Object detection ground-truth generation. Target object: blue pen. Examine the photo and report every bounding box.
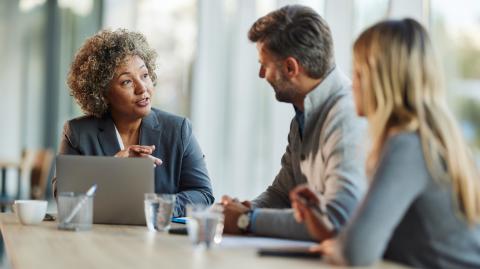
[171,217,188,224]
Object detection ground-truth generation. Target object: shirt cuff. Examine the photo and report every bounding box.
[249,209,259,233]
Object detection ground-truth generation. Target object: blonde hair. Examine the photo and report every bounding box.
[354,18,480,224]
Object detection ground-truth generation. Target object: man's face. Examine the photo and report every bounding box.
[256,42,298,104]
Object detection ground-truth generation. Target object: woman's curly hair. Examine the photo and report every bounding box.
[67,29,157,118]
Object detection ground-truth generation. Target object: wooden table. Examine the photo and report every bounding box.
[0,214,409,269]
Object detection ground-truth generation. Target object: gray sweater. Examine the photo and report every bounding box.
[339,132,480,268]
[250,68,367,241]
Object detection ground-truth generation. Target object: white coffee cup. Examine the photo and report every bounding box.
[13,200,48,225]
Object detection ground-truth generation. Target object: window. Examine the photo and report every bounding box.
[137,0,197,116]
[430,0,480,160]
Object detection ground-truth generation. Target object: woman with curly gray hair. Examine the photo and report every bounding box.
[54,29,214,217]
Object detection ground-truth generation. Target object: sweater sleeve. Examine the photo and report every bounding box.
[251,119,297,209]
[318,96,367,231]
[338,133,430,266]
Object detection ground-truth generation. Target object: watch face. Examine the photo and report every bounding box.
[237,213,250,229]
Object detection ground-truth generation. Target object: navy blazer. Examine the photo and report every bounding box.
[53,108,214,216]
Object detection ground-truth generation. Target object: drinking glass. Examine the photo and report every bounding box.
[144,193,176,231]
[57,192,93,231]
[186,204,224,248]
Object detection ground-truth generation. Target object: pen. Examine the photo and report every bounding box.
[297,195,324,213]
[62,184,97,224]
[296,195,333,231]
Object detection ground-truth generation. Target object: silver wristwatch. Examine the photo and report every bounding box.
[237,210,252,233]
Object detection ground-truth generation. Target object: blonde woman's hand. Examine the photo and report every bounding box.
[290,185,334,240]
[290,184,320,222]
[114,145,162,166]
[310,239,346,265]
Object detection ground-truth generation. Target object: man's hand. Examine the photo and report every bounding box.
[221,195,251,234]
[114,145,162,166]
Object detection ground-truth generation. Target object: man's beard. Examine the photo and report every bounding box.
[270,72,299,104]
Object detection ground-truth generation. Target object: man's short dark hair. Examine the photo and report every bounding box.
[248,5,334,79]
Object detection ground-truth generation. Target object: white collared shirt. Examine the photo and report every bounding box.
[114,124,125,150]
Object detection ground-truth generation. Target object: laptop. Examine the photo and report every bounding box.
[56,155,154,225]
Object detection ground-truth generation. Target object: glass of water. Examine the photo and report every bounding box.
[144,193,176,232]
[57,192,93,231]
[186,204,224,248]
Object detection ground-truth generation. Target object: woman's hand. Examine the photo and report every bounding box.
[290,185,334,240]
[290,184,320,222]
[310,239,346,265]
[114,145,162,166]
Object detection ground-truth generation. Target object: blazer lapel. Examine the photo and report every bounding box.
[139,111,161,148]
[97,114,121,156]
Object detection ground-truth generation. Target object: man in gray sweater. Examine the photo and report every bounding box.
[221,5,367,241]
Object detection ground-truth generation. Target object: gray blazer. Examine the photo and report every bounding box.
[251,68,367,241]
[53,108,214,217]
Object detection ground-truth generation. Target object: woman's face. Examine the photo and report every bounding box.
[352,59,365,117]
[106,55,154,121]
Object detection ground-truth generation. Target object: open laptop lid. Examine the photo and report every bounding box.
[56,155,154,225]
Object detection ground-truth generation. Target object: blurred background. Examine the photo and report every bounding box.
[0,0,479,206]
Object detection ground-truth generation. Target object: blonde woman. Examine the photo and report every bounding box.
[290,18,480,268]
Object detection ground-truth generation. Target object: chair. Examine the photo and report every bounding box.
[0,149,54,211]
[29,149,54,200]
[0,160,20,211]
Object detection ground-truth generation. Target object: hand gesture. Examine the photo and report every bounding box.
[114,145,162,166]
[290,185,334,240]
[220,195,251,234]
